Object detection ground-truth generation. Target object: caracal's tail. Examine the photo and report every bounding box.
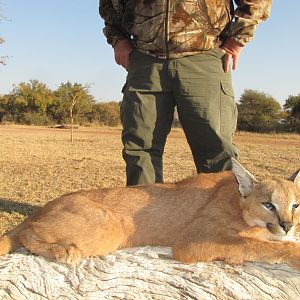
[0,232,20,255]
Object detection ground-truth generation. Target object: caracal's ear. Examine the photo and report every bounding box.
[231,158,259,197]
[288,168,300,190]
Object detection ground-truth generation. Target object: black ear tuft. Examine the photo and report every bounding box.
[288,169,300,181]
[289,168,300,190]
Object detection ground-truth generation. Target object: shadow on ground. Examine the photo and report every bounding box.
[0,198,40,216]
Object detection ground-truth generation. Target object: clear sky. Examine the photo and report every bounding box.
[0,0,299,105]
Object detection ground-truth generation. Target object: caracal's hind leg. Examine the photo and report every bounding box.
[18,209,129,264]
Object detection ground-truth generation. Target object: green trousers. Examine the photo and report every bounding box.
[121,48,239,186]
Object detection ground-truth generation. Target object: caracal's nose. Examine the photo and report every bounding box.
[280,221,293,233]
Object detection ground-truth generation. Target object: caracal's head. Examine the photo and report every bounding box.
[232,159,300,241]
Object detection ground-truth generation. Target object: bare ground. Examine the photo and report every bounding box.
[0,125,299,234]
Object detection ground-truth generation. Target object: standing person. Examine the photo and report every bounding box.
[99,1,272,186]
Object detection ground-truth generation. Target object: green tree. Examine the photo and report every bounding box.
[283,94,300,132]
[18,80,54,114]
[0,80,54,124]
[0,95,9,121]
[237,89,283,132]
[49,82,94,124]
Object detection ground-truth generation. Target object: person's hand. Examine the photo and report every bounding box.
[221,38,244,73]
[113,39,133,70]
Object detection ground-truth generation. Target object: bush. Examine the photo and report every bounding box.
[21,112,53,126]
[89,102,120,127]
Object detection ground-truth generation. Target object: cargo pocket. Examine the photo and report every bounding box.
[210,47,226,59]
[220,81,237,136]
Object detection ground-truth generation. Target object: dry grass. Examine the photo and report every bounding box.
[0,125,299,235]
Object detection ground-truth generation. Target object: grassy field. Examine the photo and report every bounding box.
[0,125,299,235]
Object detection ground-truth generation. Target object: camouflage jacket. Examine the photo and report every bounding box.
[99,0,272,59]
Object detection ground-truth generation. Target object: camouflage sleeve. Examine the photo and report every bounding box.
[229,0,272,45]
[99,0,130,47]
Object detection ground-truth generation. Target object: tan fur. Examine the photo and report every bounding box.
[1,160,300,269]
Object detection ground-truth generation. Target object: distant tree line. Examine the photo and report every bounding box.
[0,80,121,127]
[0,80,299,133]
